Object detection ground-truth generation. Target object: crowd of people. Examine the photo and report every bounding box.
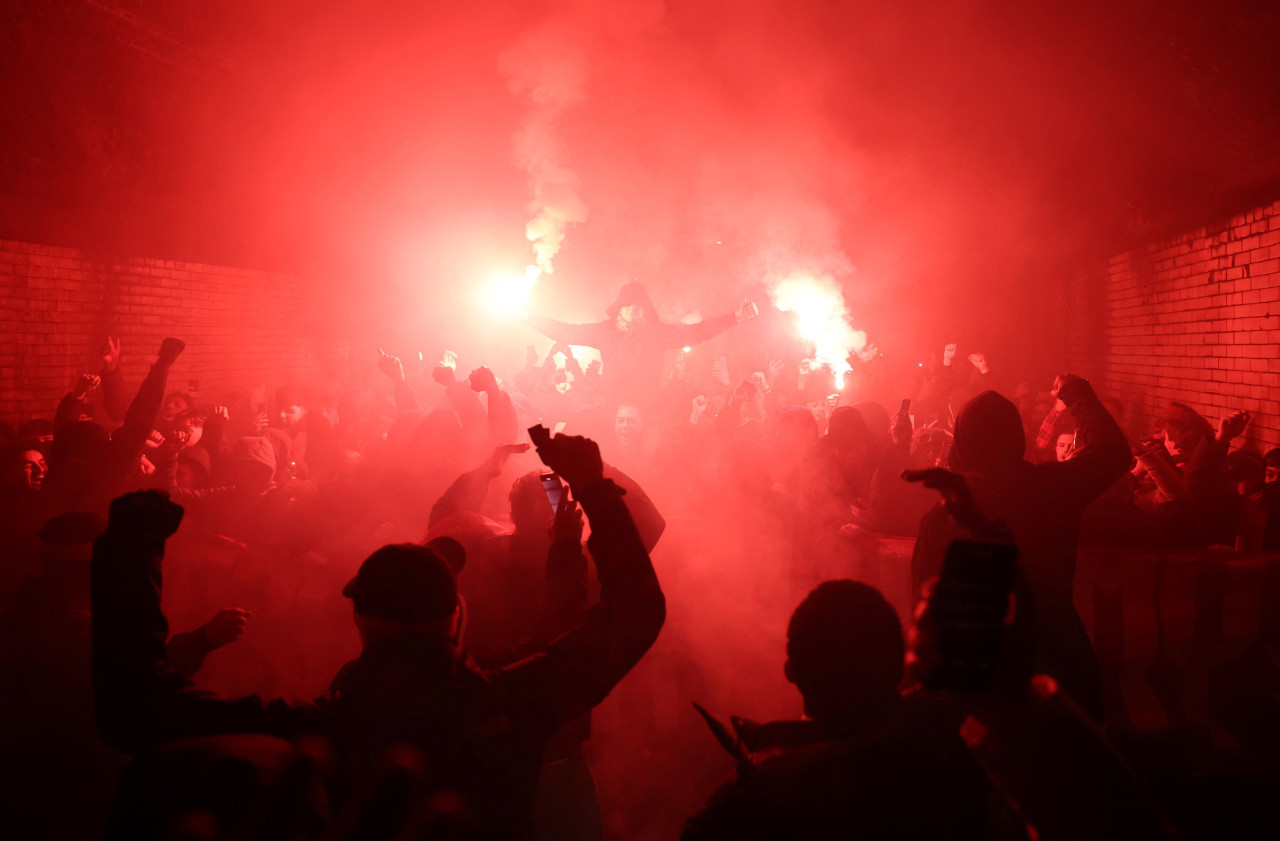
[1,281,1278,840]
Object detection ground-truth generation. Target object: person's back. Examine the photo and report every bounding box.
[684,581,988,840]
[92,431,664,840]
[912,377,1131,719]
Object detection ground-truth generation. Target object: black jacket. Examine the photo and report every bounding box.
[92,480,665,840]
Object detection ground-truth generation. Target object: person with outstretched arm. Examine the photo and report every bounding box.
[526,281,758,397]
[92,428,664,840]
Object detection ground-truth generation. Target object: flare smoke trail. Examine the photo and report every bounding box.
[499,20,591,277]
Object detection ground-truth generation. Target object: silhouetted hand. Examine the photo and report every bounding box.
[107,490,184,541]
[549,487,583,545]
[967,352,989,374]
[530,427,604,493]
[483,442,530,475]
[1217,410,1250,443]
[204,608,250,648]
[73,373,101,398]
[903,468,1008,541]
[377,348,405,382]
[691,395,708,415]
[158,337,186,366]
[468,366,499,393]
[735,300,759,322]
[210,405,230,424]
[101,336,120,371]
[942,343,958,366]
[432,366,456,387]
[766,358,786,384]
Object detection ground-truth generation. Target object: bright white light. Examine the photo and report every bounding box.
[482,264,540,316]
[768,270,867,387]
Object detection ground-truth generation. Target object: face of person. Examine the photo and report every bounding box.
[161,395,190,422]
[1056,433,1075,463]
[175,418,203,449]
[279,404,305,430]
[1265,464,1280,484]
[19,449,47,490]
[615,406,644,448]
[616,304,646,332]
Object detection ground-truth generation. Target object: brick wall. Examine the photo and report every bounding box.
[1061,199,1280,452]
[0,238,318,427]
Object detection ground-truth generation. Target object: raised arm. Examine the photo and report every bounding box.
[525,314,608,349]
[91,491,319,754]
[428,443,529,527]
[468,366,519,446]
[1045,375,1132,505]
[493,431,665,731]
[99,336,128,423]
[658,300,757,350]
[377,348,422,414]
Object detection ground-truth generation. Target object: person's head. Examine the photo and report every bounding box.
[1225,450,1265,497]
[227,436,276,494]
[615,404,644,449]
[159,392,194,424]
[1055,429,1076,463]
[826,406,870,463]
[953,391,1025,475]
[607,282,656,333]
[175,446,213,491]
[172,410,206,449]
[37,510,105,576]
[509,470,553,536]
[1263,448,1280,485]
[18,418,54,447]
[276,387,306,430]
[1158,402,1212,458]
[344,544,459,647]
[786,581,905,721]
[8,447,48,490]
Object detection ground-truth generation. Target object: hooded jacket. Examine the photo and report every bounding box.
[911,380,1131,720]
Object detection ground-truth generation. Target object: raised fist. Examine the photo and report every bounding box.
[101,336,120,371]
[530,427,604,493]
[735,300,759,322]
[942,343,958,365]
[692,394,709,414]
[158,337,186,366]
[1217,409,1250,443]
[468,365,499,393]
[74,373,101,398]
[377,347,405,382]
[432,366,457,387]
[967,353,989,374]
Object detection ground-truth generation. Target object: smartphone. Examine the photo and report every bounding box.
[898,398,911,421]
[540,472,564,513]
[923,540,1019,693]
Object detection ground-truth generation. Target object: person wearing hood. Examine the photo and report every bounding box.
[525,281,759,399]
[910,374,1131,721]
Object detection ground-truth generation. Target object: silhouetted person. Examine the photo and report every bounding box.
[92,430,664,840]
[911,374,1130,721]
[526,281,758,398]
[683,581,988,840]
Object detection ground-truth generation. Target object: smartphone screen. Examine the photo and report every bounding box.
[540,473,564,513]
[924,540,1018,692]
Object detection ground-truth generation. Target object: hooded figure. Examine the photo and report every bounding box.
[911,381,1131,721]
[526,281,757,402]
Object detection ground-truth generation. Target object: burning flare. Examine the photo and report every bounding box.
[768,270,867,387]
